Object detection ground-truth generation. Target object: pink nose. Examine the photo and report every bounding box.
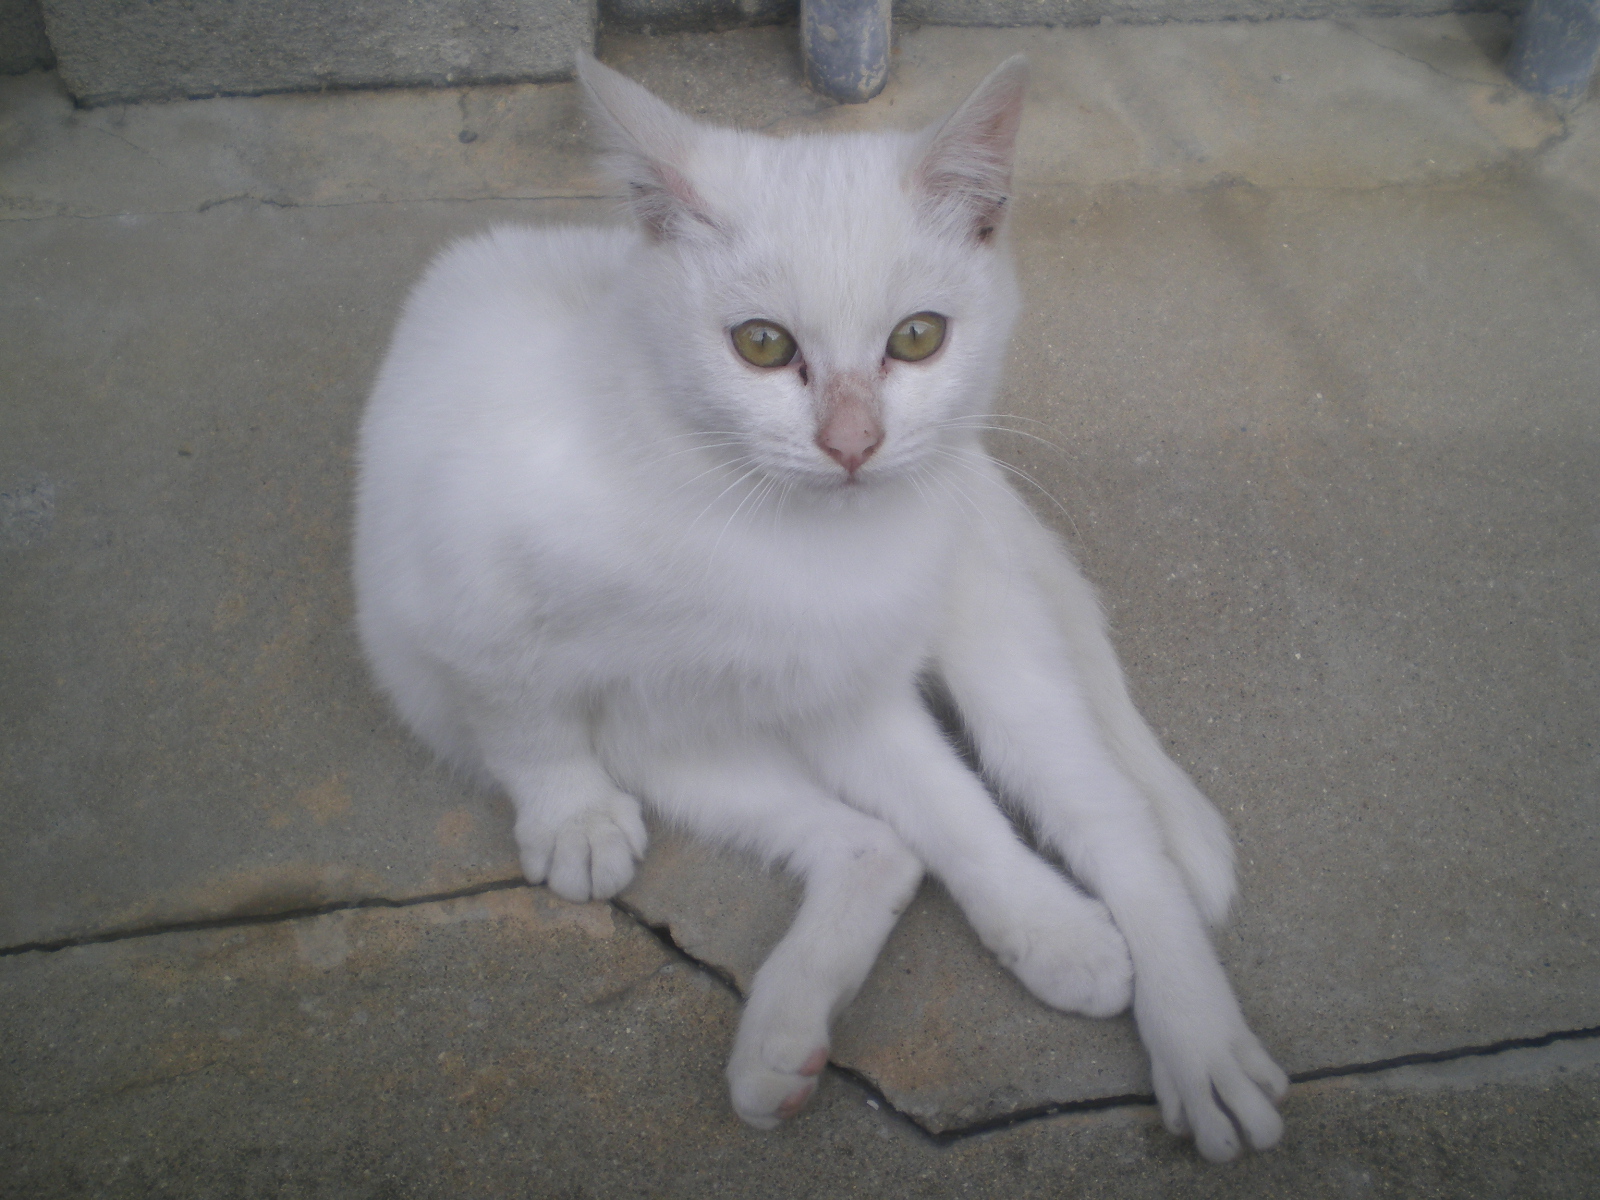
[817,411,884,475]
[815,372,885,476]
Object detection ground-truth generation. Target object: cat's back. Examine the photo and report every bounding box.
[357,222,642,578]
[361,222,637,478]
[381,223,633,378]
[427,223,630,315]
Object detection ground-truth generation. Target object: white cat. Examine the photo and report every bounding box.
[353,54,1288,1160]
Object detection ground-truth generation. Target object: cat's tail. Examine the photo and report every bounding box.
[1007,506,1240,926]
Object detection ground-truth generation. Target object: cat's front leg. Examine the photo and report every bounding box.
[934,530,1288,1159]
[943,684,1287,1158]
[472,702,647,902]
[1014,517,1240,927]
[1128,906,1290,1160]
[512,774,647,902]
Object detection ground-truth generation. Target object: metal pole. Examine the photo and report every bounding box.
[801,0,891,103]
[1507,0,1600,108]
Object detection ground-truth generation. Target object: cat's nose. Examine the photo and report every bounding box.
[817,415,884,474]
[816,373,884,476]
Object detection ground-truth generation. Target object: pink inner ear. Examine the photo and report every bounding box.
[633,162,719,241]
[916,58,1026,241]
[577,55,722,242]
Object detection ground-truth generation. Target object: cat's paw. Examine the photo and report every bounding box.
[993,899,1133,1018]
[514,790,648,902]
[1163,791,1239,928]
[1139,995,1289,1162]
[727,1042,829,1130]
[1178,847,1238,930]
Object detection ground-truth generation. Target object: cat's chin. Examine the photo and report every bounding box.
[793,467,892,499]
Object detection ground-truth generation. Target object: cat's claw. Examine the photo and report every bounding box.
[515,791,648,902]
[729,1044,829,1129]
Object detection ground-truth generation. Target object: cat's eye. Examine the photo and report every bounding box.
[731,319,798,368]
[886,312,946,362]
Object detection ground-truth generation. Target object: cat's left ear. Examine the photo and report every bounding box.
[914,56,1027,244]
[577,53,721,242]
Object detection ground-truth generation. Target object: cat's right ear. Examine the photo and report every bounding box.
[577,53,721,242]
[914,55,1027,245]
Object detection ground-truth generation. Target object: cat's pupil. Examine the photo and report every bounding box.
[886,312,947,362]
[732,319,798,368]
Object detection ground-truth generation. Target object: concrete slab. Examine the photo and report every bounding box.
[2,14,1597,1146]
[1000,180,1600,1063]
[0,197,623,949]
[608,18,1571,189]
[2,898,1598,1196]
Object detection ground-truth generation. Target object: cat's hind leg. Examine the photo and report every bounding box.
[613,744,923,1129]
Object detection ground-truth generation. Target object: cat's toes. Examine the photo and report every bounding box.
[1146,1015,1288,1162]
[997,902,1133,1018]
[515,791,648,902]
[728,1044,828,1130]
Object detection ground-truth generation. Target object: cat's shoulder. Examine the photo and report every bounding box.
[410,223,639,320]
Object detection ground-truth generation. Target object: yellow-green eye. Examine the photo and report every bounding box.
[731,319,798,368]
[886,312,946,362]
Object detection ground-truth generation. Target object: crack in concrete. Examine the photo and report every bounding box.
[91,123,168,167]
[608,896,1600,1145]
[611,896,745,1000]
[65,72,576,112]
[4,157,1573,228]
[904,1025,1600,1145]
[1335,20,1502,89]
[0,876,530,957]
[196,193,294,213]
[5,881,1597,1145]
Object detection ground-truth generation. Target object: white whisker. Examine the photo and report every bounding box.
[937,418,1069,457]
[922,454,995,539]
[931,445,1084,544]
[685,459,764,535]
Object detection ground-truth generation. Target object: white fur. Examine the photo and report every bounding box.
[352,55,1287,1160]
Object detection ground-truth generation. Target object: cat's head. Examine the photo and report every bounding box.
[579,54,1025,493]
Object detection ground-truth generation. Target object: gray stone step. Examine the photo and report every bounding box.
[35,0,597,104]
